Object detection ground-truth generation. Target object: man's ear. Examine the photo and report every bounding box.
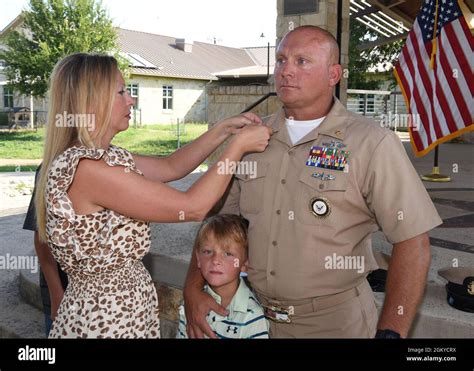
[195,250,201,269]
[328,64,342,87]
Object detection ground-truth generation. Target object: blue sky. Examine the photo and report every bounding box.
[0,0,277,47]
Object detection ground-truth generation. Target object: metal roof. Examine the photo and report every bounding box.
[118,28,272,80]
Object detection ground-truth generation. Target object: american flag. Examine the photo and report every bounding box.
[394,0,474,156]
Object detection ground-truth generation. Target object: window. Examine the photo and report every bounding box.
[358,94,375,114]
[127,84,139,97]
[366,94,375,113]
[127,84,139,108]
[3,86,13,108]
[163,85,173,110]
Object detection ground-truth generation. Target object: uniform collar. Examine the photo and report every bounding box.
[268,98,349,147]
[205,277,251,317]
[318,98,348,141]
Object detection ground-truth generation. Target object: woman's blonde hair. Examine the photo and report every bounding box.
[35,53,119,242]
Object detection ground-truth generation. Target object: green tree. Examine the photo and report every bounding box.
[0,0,125,98]
[348,20,405,90]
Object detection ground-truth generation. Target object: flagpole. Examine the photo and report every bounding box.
[420,0,451,183]
[421,145,451,182]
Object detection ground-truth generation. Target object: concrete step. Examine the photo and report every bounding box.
[19,267,43,311]
[372,235,474,338]
[374,283,474,338]
[0,271,44,338]
[0,211,45,338]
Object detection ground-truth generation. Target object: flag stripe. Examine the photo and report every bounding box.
[410,26,444,140]
[438,27,472,127]
[445,22,474,98]
[394,65,426,151]
[400,45,432,148]
[415,23,453,138]
[457,16,474,52]
[394,0,474,156]
[433,60,460,135]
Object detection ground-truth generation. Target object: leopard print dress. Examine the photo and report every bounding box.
[46,144,160,338]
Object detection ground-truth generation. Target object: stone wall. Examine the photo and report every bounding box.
[207,85,282,125]
[275,0,350,105]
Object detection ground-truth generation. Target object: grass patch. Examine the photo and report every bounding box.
[112,123,208,156]
[0,129,45,159]
[0,165,39,173]
[0,123,208,160]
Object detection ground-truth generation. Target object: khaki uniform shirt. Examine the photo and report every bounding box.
[220,98,442,301]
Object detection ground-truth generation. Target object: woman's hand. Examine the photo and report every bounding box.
[215,112,263,138]
[229,124,272,155]
[184,289,228,338]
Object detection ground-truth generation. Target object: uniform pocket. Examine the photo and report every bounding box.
[235,162,269,215]
[295,167,348,225]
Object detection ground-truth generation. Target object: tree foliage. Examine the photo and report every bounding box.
[0,0,124,98]
[348,20,405,90]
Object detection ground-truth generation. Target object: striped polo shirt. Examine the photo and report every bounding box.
[177,278,269,339]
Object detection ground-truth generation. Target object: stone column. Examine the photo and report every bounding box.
[276,0,350,105]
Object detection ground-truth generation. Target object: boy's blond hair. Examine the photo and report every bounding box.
[196,214,248,256]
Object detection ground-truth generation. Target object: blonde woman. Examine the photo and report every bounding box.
[35,53,271,338]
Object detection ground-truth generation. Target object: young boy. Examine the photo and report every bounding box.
[177,214,269,339]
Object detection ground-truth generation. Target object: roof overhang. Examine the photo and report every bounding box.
[129,68,218,81]
[351,0,474,50]
[350,0,415,50]
[214,65,273,78]
[0,14,24,38]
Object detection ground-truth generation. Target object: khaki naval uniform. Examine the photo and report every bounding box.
[219,98,442,338]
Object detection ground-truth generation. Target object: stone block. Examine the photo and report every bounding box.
[156,282,183,322]
[215,95,227,103]
[160,317,178,339]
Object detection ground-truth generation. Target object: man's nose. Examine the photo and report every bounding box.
[279,60,295,78]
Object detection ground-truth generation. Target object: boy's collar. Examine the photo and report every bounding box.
[205,277,251,317]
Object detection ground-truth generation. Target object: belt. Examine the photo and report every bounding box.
[256,282,365,324]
